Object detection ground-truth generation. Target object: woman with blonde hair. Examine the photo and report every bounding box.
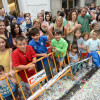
[50,16,66,38]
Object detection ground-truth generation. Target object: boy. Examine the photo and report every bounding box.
[12,36,37,98]
[51,30,68,72]
[87,31,100,53]
[29,25,53,79]
[0,65,18,100]
[90,23,99,35]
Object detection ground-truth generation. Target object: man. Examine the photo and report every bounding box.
[78,7,96,34]
[17,12,24,25]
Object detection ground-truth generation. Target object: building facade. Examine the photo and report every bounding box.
[0,0,100,20]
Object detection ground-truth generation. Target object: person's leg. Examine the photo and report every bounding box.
[44,60,53,79]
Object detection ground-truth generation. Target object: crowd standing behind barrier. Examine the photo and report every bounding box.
[0,3,100,100]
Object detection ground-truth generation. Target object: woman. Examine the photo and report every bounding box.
[0,20,13,46]
[50,16,66,38]
[11,23,26,47]
[45,13,52,28]
[21,16,32,35]
[66,10,81,42]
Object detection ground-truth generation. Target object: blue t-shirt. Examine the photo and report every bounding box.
[29,36,50,66]
[0,77,16,98]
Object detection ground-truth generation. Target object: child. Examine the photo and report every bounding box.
[87,31,100,53]
[51,29,68,72]
[69,44,80,75]
[81,32,90,59]
[0,65,18,100]
[70,29,83,54]
[90,23,99,36]
[29,26,53,79]
[12,36,37,98]
[0,37,13,73]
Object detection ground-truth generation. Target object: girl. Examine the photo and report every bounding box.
[69,44,80,75]
[11,23,27,47]
[0,37,13,73]
[50,16,66,39]
[0,20,13,47]
[0,65,18,100]
[81,32,90,59]
[71,29,83,54]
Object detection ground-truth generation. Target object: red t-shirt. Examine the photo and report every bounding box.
[12,45,36,82]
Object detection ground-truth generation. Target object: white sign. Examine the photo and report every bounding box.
[27,65,71,100]
[28,69,46,86]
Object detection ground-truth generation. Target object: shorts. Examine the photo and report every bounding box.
[4,89,18,100]
[55,57,64,62]
[81,52,88,58]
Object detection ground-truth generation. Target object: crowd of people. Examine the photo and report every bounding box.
[0,2,100,100]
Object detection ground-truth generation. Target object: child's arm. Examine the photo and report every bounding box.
[77,54,80,62]
[27,57,37,71]
[13,65,29,70]
[55,42,68,53]
[47,27,54,40]
[69,57,76,63]
[36,53,48,58]
[9,48,13,71]
[86,46,90,53]
[10,76,16,84]
[79,43,87,49]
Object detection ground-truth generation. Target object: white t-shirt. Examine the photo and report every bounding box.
[87,38,100,51]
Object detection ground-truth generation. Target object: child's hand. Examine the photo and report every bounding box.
[5,73,9,77]
[74,60,79,63]
[10,70,15,76]
[52,47,56,49]
[28,64,35,71]
[43,52,48,58]
[88,51,90,54]
[54,48,58,52]
[74,60,77,63]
